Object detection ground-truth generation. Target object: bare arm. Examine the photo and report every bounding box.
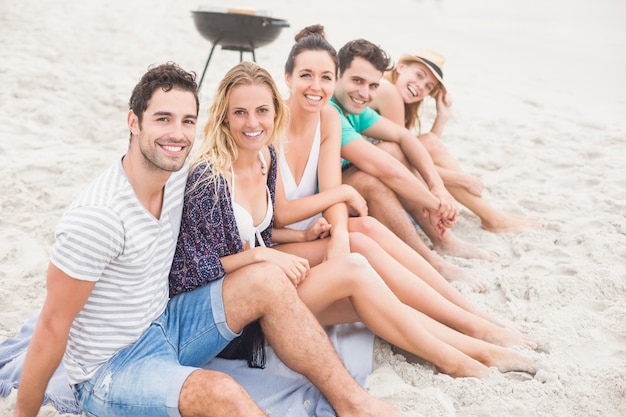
[272,218,331,244]
[364,117,443,191]
[273,105,361,258]
[273,107,366,228]
[341,137,440,212]
[14,263,95,417]
[315,106,353,258]
[430,92,452,138]
[370,81,406,127]
[220,244,311,287]
[273,183,365,227]
[363,117,457,219]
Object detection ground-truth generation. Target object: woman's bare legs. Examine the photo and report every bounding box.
[296,254,534,377]
[375,140,498,261]
[418,132,539,233]
[343,167,486,290]
[349,216,490,295]
[276,236,537,349]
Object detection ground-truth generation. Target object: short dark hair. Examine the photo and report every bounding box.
[128,62,199,127]
[337,39,392,75]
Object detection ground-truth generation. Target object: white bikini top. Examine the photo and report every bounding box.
[231,151,273,248]
[279,120,322,231]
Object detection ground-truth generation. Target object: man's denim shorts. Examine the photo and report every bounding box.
[72,278,239,417]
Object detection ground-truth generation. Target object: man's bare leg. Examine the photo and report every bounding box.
[406,204,498,261]
[221,262,407,417]
[179,370,268,417]
[343,166,487,290]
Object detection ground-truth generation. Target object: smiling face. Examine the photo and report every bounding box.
[285,49,336,113]
[334,57,383,115]
[395,61,439,103]
[225,83,276,154]
[129,87,197,173]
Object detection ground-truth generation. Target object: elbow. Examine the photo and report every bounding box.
[376,163,405,183]
[273,212,288,228]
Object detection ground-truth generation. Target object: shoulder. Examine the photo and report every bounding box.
[371,79,401,110]
[320,103,341,134]
[321,102,341,122]
[358,106,382,128]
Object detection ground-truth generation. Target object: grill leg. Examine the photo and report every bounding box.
[198,43,218,89]
[237,49,256,63]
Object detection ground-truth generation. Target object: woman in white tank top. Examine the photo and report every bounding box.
[199,59,538,379]
[271,27,541,367]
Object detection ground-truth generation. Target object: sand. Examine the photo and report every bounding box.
[1,0,625,415]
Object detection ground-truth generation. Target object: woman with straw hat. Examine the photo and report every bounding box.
[370,49,538,233]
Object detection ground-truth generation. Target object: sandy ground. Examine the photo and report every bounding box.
[1,0,625,415]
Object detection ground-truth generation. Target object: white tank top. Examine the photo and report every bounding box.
[279,121,322,231]
[231,151,273,248]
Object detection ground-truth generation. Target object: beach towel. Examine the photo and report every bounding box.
[0,313,374,416]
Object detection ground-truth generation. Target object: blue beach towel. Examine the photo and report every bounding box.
[0,313,374,416]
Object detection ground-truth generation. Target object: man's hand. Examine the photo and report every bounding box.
[431,186,459,222]
[341,184,368,217]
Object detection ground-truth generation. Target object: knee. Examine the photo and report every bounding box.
[244,262,294,299]
[343,253,383,285]
[344,252,370,270]
[419,132,444,154]
[180,370,251,414]
[346,171,379,197]
[350,216,382,236]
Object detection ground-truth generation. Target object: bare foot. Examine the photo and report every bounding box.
[429,251,490,292]
[433,232,498,261]
[482,326,539,350]
[492,350,538,375]
[437,356,493,379]
[482,213,540,233]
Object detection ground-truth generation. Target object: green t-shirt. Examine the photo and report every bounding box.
[330,96,381,152]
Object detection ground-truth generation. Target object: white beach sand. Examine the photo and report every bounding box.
[1,0,625,415]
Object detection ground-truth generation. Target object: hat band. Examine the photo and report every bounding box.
[418,56,443,79]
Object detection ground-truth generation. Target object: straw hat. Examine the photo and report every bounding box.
[398,49,446,97]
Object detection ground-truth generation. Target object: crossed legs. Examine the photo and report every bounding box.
[342,166,487,291]
[418,132,538,233]
[293,253,535,378]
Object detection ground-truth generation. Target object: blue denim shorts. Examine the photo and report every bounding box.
[72,278,239,417]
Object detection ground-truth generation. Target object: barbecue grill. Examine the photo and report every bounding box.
[192,8,290,87]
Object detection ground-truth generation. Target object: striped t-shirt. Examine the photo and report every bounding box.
[50,158,187,384]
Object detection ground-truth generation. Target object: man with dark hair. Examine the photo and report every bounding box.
[331,40,489,287]
[13,62,405,417]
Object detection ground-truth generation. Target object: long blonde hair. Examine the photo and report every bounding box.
[189,61,289,195]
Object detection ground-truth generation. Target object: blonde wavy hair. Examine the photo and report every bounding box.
[189,61,289,196]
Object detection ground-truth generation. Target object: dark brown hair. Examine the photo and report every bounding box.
[128,62,199,127]
[284,24,338,76]
[337,39,392,76]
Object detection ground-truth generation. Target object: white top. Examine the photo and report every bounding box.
[231,151,273,248]
[279,120,322,231]
[51,159,187,384]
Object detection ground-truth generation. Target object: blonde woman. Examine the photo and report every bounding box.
[168,60,538,381]
[370,49,538,232]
